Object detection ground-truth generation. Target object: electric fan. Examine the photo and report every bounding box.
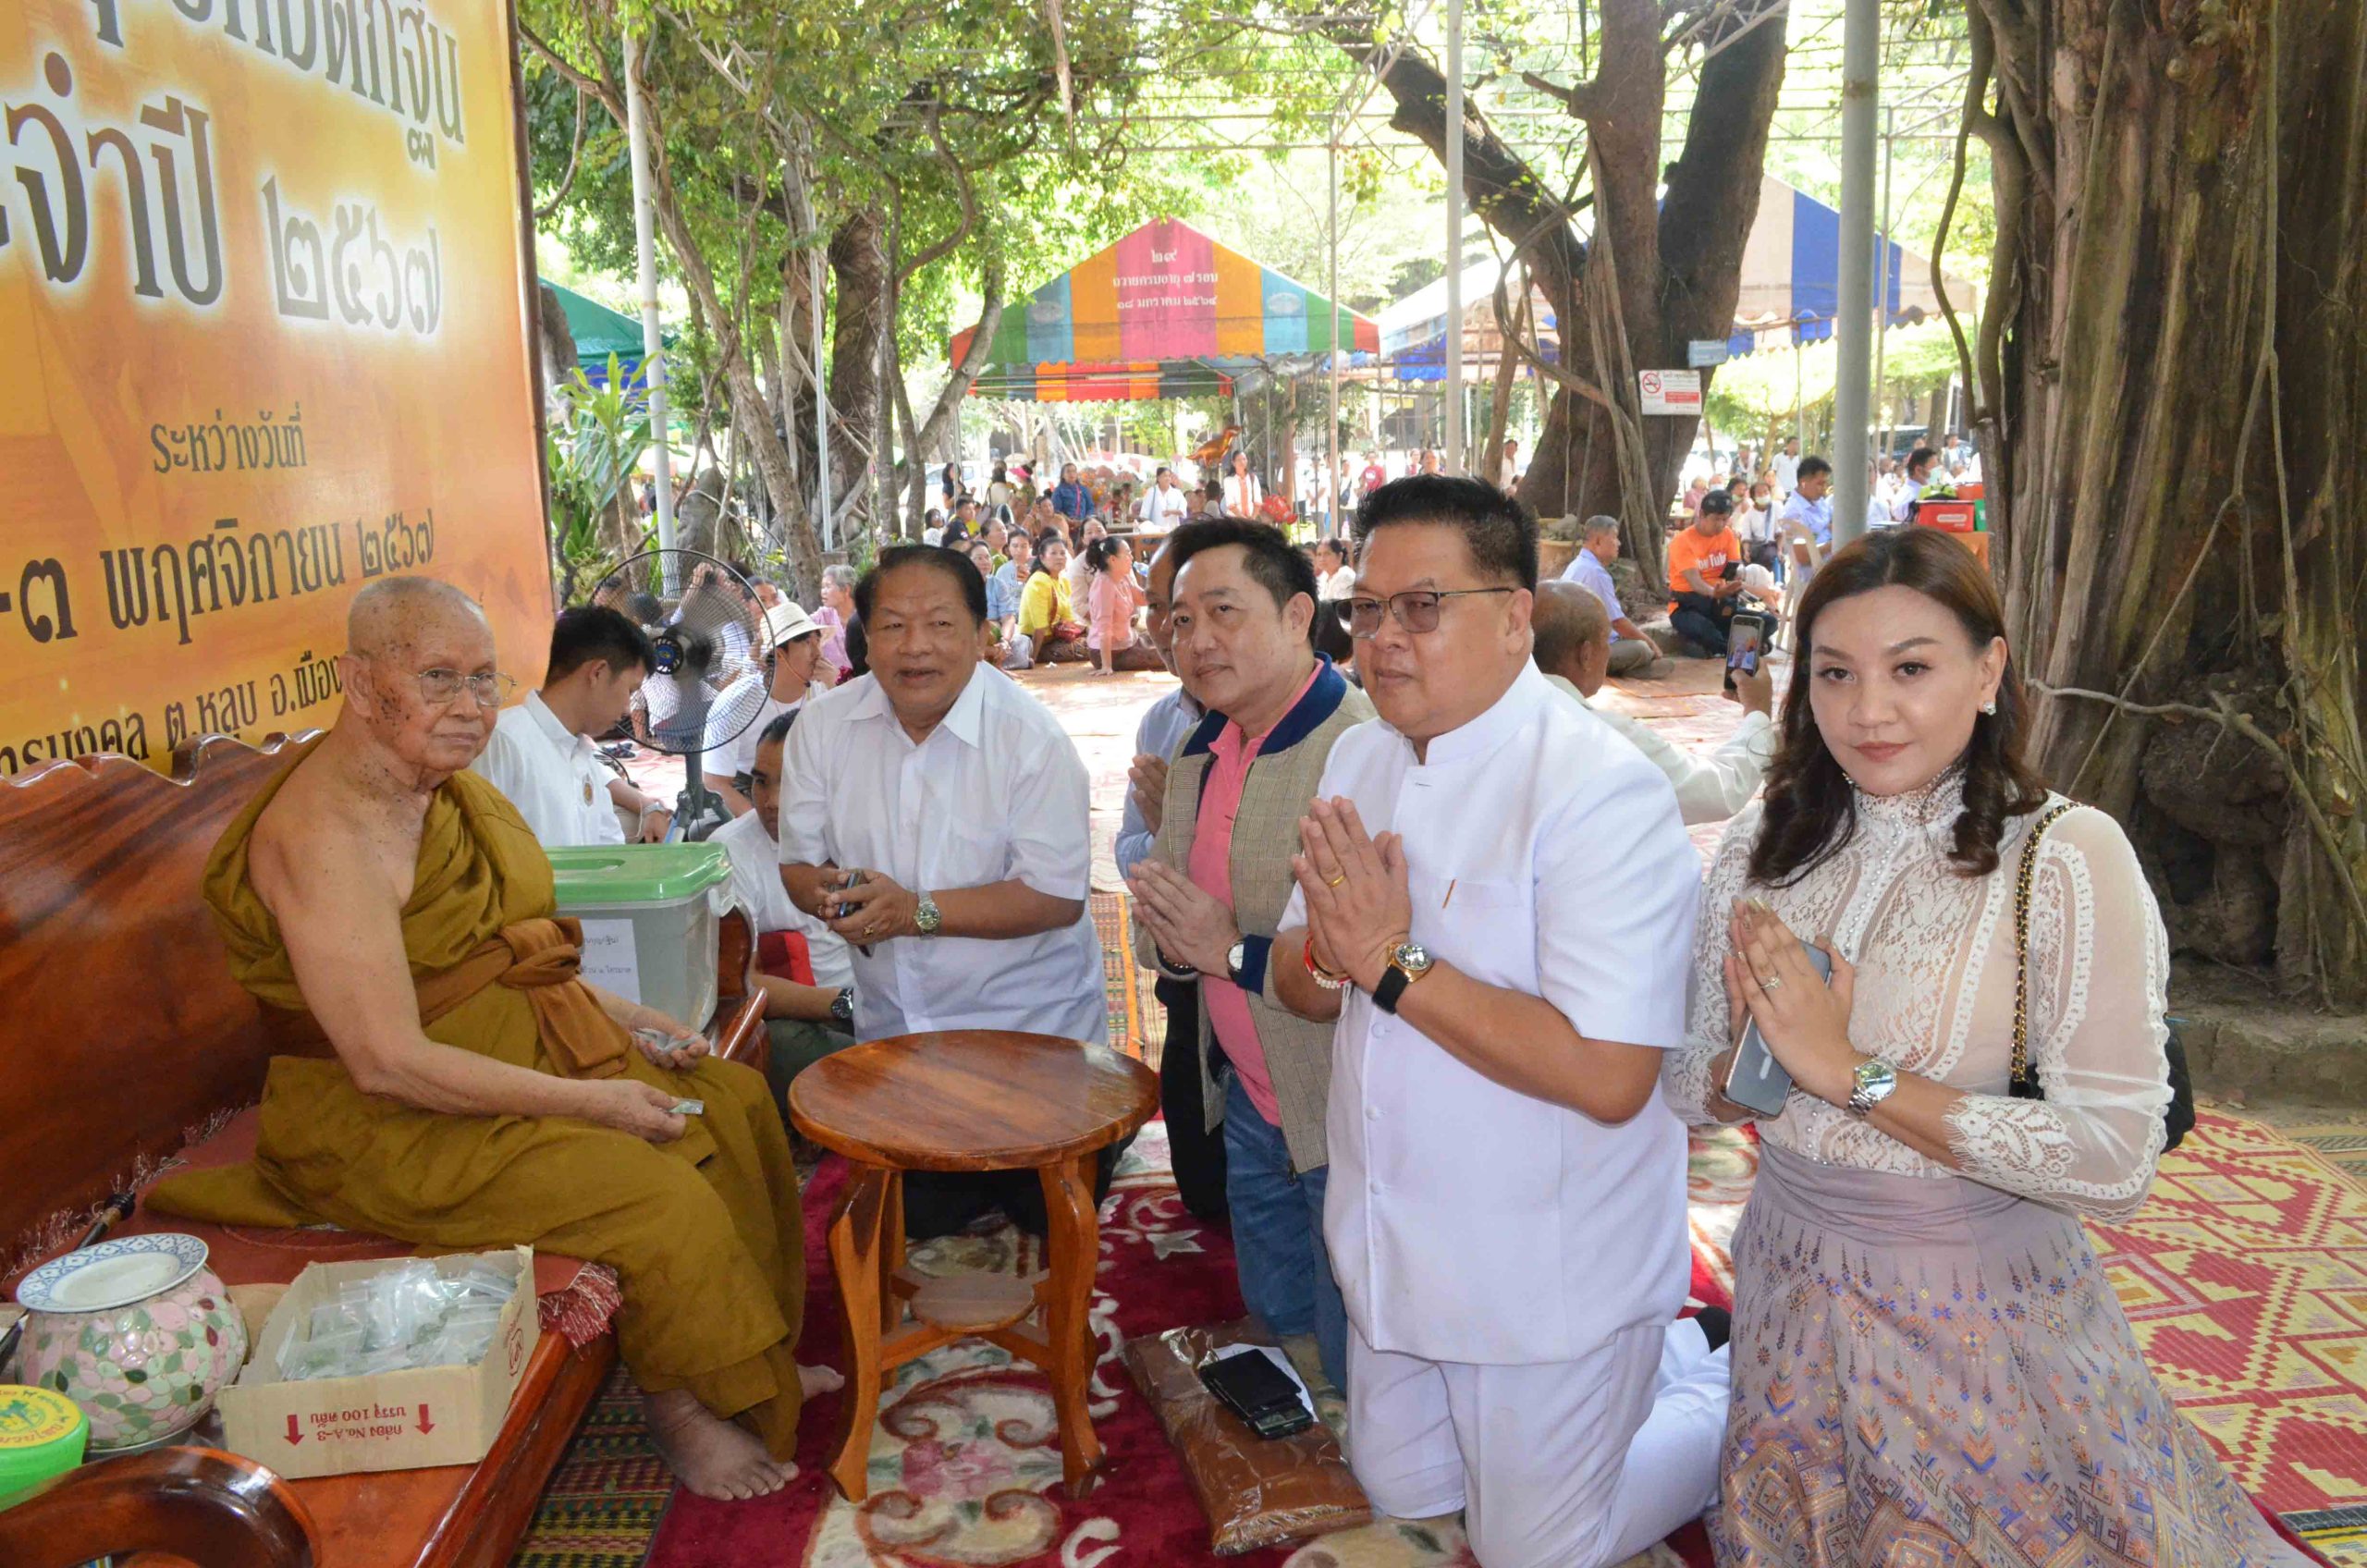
[580,547,769,843]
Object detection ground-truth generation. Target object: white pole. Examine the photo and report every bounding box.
[622,30,675,586]
[1872,105,1895,462]
[1328,123,1343,536]
[1830,0,1879,545]
[812,244,833,550]
[1443,0,1465,476]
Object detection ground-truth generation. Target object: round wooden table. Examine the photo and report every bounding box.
[788,1030,1159,1501]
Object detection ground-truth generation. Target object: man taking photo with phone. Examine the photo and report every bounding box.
[1667,490,1746,656]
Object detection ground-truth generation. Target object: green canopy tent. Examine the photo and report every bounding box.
[546,281,673,389]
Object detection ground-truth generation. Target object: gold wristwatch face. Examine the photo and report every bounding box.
[1392,941,1433,978]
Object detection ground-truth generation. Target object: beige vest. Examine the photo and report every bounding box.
[1139,668,1373,1169]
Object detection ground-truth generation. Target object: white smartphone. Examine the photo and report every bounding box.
[1722,940,1833,1117]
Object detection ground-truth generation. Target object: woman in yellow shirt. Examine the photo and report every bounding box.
[1018,533,1088,663]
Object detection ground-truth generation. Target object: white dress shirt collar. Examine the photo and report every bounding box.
[846,662,990,751]
[524,690,587,756]
[1382,660,1551,769]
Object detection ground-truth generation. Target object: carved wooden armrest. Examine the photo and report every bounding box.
[0,1444,321,1567]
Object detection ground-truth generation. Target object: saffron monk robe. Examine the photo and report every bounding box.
[147,575,840,1501]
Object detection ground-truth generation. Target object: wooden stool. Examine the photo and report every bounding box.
[789,1030,1158,1501]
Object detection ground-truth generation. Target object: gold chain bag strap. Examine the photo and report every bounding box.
[2011,800,2195,1151]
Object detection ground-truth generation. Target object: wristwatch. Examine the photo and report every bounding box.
[914,893,941,937]
[1371,940,1435,1014]
[1224,938,1247,986]
[828,987,855,1028]
[1846,1058,1899,1119]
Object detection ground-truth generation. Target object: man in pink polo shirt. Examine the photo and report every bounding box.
[1127,521,1373,1391]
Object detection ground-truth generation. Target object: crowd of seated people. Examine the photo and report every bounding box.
[192,470,2278,1564]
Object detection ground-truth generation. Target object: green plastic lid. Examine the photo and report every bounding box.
[546,842,731,904]
[0,1385,88,1501]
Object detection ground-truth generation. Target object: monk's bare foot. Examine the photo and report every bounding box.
[644,1388,795,1501]
[801,1363,846,1398]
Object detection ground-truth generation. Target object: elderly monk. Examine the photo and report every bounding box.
[148,576,834,1501]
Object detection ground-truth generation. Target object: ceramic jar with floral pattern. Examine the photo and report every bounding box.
[12,1234,249,1452]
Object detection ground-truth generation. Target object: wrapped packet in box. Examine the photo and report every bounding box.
[215,1246,537,1479]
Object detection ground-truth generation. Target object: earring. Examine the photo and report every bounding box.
[1981,698,1998,716]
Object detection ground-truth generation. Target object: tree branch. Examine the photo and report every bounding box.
[2034,682,2367,952]
[533,87,590,223]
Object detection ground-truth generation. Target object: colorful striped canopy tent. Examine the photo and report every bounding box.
[950,218,1380,402]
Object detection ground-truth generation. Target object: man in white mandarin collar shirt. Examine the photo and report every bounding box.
[778,546,1110,1238]
[1269,477,1730,1568]
[472,606,673,846]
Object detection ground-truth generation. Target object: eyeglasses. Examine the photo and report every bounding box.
[1336,588,1515,638]
[416,668,517,709]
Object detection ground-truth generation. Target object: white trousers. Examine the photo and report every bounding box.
[1348,1318,1731,1568]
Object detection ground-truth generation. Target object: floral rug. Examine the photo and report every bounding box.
[638,1117,1748,1568]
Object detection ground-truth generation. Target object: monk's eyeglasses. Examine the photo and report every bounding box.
[417,668,518,709]
[1337,588,1515,638]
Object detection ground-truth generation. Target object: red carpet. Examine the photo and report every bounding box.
[644,1119,1740,1568]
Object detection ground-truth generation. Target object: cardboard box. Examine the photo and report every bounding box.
[215,1247,538,1479]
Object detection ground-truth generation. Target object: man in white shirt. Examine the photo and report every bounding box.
[1269,477,1729,1568]
[1493,437,1522,491]
[1532,581,1773,824]
[1143,466,1192,530]
[1559,518,1670,678]
[702,601,828,815]
[1891,445,1939,523]
[778,546,1110,1238]
[712,709,859,1106]
[1118,530,1224,1218]
[472,606,674,845]
[1772,435,1801,495]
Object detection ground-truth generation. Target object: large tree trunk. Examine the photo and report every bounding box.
[1971,0,2367,1001]
[827,210,889,549]
[1343,1,1784,580]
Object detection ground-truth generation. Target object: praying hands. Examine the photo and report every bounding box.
[1290,796,1411,994]
[1125,860,1237,977]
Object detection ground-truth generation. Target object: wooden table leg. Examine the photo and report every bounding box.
[827,1164,891,1502]
[1037,1151,1105,1498]
[882,1170,907,1334]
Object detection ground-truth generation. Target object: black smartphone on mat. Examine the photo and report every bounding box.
[1199,1350,1314,1439]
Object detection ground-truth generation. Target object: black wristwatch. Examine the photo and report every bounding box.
[1371,940,1436,1014]
[828,987,855,1028]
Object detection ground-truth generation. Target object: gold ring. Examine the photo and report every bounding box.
[1327,874,1346,888]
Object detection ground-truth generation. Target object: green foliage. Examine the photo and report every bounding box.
[546,355,655,599]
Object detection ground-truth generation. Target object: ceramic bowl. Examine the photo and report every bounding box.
[13,1234,248,1451]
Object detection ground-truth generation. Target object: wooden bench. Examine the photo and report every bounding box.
[0,735,766,1568]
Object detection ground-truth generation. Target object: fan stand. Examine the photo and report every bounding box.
[670,742,735,843]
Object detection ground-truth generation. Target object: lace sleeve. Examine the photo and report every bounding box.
[1663,807,1762,1125]
[1943,807,2173,1221]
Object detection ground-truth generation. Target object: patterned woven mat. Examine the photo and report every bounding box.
[507,1364,675,1568]
[2103,1112,2367,1563]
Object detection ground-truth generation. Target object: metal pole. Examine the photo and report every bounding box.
[622,30,676,584]
[1872,105,1895,465]
[811,244,833,550]
[1830,0,1880,545]
[1443,0,1465,475]
[1327,122,1342,537]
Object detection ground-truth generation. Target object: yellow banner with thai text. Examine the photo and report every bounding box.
[0,0,551,776]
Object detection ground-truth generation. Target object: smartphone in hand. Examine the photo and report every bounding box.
[1724,610,1771,694]
[1722,938,1833,1117]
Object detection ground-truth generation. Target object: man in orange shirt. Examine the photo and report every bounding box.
[1666,490,1746,655]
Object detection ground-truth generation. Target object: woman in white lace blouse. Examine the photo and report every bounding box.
[1665,528,2301,1566]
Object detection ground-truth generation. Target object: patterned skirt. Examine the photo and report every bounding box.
[1711,1143,2305,1567]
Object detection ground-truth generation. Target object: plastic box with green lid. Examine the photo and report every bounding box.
[546,843,734,1030]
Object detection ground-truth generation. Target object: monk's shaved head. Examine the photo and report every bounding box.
[1530,578,1609,678]
[348,576,489,660]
